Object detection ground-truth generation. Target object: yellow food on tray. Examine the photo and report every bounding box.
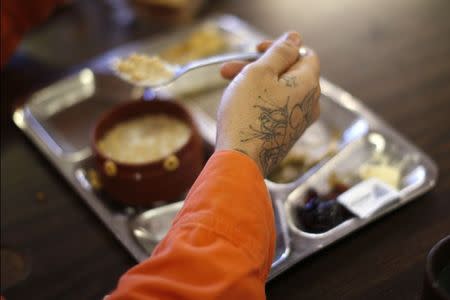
[359,163,401,189]
[160,25,228,64]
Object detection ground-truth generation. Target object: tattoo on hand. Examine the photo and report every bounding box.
[239,86,319,174]
[281,75,298,87]
[293,86,319,126]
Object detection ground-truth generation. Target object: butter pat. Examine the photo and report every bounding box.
[359,163,401,188]
[337,178,399,218]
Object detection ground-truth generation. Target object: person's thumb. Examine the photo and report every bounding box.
[255,31,302,75]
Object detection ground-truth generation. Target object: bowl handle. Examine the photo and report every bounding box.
[104,160,118,177]
[163,155,180,171]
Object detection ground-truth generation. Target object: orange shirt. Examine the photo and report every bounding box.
[108,150,276,300]
[0,0,63,67]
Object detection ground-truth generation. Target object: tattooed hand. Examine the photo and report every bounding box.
[216,32,321,175]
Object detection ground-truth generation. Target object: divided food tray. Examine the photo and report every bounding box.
[12,15,438,280]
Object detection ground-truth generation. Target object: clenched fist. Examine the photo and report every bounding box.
[216,31,321,175]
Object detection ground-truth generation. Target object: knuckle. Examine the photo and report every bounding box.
[308,50,321,78]
[243,63,273,77]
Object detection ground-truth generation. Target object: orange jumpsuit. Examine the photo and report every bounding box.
[108,150,276,299]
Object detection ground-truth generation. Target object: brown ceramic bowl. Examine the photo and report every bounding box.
[92,99,204,207]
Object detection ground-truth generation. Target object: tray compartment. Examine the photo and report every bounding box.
[266,94,369,185]
[176,87,370,186]
[129,197,290,268]
[25,70,142,157]
[97,15,263,96]
[285,132,428,240]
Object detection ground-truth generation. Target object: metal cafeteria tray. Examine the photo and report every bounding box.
[12,15,438,280]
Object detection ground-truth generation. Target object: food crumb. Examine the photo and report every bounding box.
[87,169,102,190]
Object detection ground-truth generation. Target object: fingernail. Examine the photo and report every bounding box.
[285,32,301,46]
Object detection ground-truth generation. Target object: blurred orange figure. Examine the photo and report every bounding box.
[0,0,63,67]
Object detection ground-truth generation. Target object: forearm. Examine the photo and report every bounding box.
[108,150,276,300]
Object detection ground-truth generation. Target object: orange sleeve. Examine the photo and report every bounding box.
[1,0,63,67]
[108,150,276,300]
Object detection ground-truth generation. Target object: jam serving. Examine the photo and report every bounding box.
[296,181,354,233]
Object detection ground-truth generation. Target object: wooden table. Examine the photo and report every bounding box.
[1,0,449,299]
